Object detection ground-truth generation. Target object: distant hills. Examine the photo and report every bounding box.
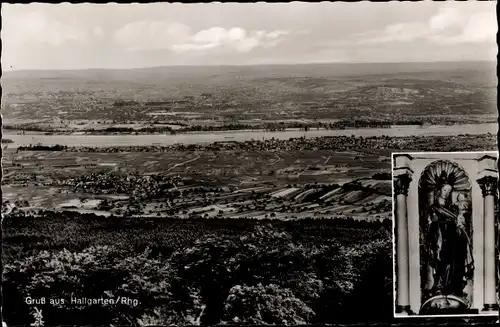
[3,60,495,79]
[2,60,496,123]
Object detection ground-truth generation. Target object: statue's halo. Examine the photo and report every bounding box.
[419,160,471,191]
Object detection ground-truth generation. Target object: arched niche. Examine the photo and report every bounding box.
[417,160,474,315]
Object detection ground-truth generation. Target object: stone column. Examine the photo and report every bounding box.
[478,175,499,312]
[394,171,413,315]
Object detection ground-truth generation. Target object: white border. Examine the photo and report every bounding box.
[391,151,499,319]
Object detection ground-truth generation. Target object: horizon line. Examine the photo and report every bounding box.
[2,59,496,73]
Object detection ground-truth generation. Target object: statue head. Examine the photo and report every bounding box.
[457,192,467,202]
[440,184,453,198]
[435,171,456,199]
[456,192,470,211]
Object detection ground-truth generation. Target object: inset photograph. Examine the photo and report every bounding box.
[392,152,499,317]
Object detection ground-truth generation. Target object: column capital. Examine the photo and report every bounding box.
[393,153,414,160]
[477,154,498,162]
[393,153,413,170]
[477,175,498,197]
[394,172,412,196]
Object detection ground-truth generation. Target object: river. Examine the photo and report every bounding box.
[2,123,496,148]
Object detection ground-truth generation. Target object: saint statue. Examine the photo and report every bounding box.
[424,170,474,298]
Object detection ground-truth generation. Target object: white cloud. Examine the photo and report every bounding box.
[171,43,219,52]
[174,27,289,53]
[429,7,464,31]
[265,30,289,39]
[428,10,497,45]
[93,26,104,37]
[353,7,496,46]
[113,19,290,54]
[355,22,429,44]
[2,11,88,48]
[454,11,497,43]
[113,20,192,51]
[191,27,240,45]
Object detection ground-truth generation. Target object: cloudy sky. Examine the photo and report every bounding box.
[1,1,497,70]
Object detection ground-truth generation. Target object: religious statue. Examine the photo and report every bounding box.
[425,171,474,296]
[419,162,474,312]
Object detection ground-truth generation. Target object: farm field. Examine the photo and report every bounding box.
[3,133,496,221]
[2,147,391,220]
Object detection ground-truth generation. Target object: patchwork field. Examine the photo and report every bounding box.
[2,147,391,220]
[3,133,496,222]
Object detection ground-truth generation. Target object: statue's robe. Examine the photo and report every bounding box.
[427,201,474,296]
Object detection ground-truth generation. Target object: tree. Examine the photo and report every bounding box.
[221,284,314,325]
[169,224,324,325]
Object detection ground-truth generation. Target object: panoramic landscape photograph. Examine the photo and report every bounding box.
[1,2,498,326]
